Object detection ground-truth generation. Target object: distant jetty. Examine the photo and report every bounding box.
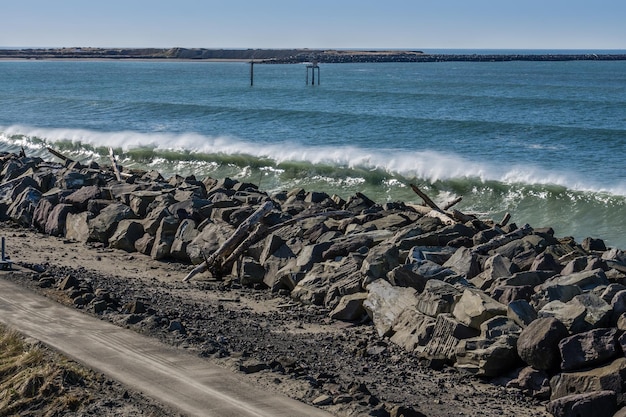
[2,47,626,63]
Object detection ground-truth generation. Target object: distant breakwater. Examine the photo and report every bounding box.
[2,47,626,63]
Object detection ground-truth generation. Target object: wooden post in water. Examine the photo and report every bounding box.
[306,60,320,85]
[249,60,254,86]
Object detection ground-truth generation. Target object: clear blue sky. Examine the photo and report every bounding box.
[2,0,625,50]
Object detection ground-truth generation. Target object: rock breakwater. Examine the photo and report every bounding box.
[1,149,626,417]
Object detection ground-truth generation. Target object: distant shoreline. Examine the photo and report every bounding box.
[1,47,626,63]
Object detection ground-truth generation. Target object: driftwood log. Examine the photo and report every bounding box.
[472,224,533,254]
[183,201,274,282]
[108,148,122,182]
[46,147,74,164]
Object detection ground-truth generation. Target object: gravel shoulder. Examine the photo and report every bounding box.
[0,221,549,417]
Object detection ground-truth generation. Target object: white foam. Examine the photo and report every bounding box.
[2,124,625,196]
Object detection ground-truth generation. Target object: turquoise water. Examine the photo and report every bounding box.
[0,59,625,248]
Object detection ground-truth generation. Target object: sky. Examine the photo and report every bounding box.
[2,0,625,50]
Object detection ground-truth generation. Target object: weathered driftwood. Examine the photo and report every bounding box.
[108,148,122,182]
[46,147,74,164]
[183,200,274,282]
[442,196,463,211]
[497,212,512,228]
[425,209,456,225]
[472,223,533,254]
[405,203,431,215]
[221,209,352,275]
[410,184,442,212]
[450,209,475,223]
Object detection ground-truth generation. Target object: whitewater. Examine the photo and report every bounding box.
[0,57,624,247]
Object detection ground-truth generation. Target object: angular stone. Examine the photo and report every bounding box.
[151,215,180,260]
[134,233,154,255]
[558,328,620,372]
[443,247,481,280]
[88,203,137,244]
[542,268,609,291]
[238,257,265,286]
[62,185,101,210]
[452,289,507,330]
[550,357,626,400]
[415,279,461,317]
[547,390,616,417]
[506,367,551,400]
[422,313,478,362]
[538,300,588,334]
[109,219,145,252]
[292,255,361,305]
[186,220,234,265]
[507,299,538,327]
[65,211,93,242]
[31,198,54,231]
[455,333,520,377]
[329,292,368,321]
[389,308,436,354]
[129,190,164,217]
[470,253,514,291]
[363,279,418,337]
[169,219,198,261]
[531,284,583,311]
[7,186,41,226]
[360,242,400,286]
[43,203,73,236]
[517,317,569,371]
[491,285,534,305]
[387,261,455,292]
[530,252,561,273]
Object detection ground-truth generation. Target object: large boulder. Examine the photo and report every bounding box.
[387,261,455,292]
[517,317,569,371]
[442,247,481,280]
[44,203,74,236]
[550,357,626,400]
[150,215,180,260]
[363,279,418,337]
[547,391,616,417]
[329,293,369,321]
[558,328,620,372]
[389,308,436,354]
[65,211,93,242]
[360,241,400,286]
[415,279,462,317]
[422,313,478,363]
[109,219,145,252]
[7,186,41,226]
[88,203,137,244]
[452,289,507,330]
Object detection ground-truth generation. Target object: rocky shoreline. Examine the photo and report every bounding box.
[1,149,626,417]
[1,47,625,63]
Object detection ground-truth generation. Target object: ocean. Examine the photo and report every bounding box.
[0,57,625,248]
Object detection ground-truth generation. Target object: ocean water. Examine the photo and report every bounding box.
[0,58,625,248]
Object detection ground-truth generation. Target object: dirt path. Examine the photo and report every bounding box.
[0,277,334,417]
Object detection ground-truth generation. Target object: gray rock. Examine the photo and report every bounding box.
[88,203,137,244]
[422,313,478,362]
[455,333,520,377]
[238,257,265,286]
[443,247,481,280]
[65,211,93,242]
[186,220,234,265]
[452,289,507,330]
[62,185,101,210]
[507,299,538,327]
[389,308,436,354]
[360,241,400,286]
[530,252,561,273]
[129,190,165,217]
[538,300,588,334]
[44,203,74,236]
[491,285,534,305]
[506,367,550,400]
[547,390,616,417]
[531,283,583,310]
[169,218,198,261]
[31,198,54,231]
[558,328,620,371]
[542,268,609,291]
[550,357,626,400]
[517,317,569,370]
[415,279,461,317]
[134,233,154,255]
[470,253,514,291]
[7,186,41,226]
[151,215,180,260]
[363,279,418,337]
[109,219,145,252]
[387,261,454,292]
[329,292,368,321]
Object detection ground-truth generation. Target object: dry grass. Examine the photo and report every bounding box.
[0,324,92,416]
